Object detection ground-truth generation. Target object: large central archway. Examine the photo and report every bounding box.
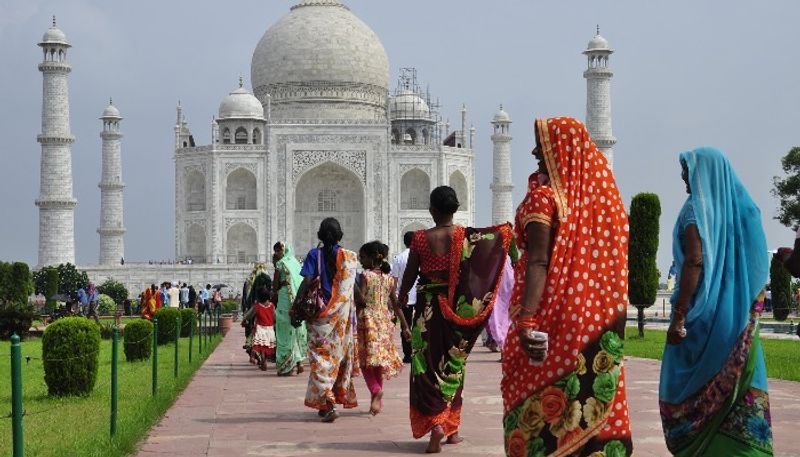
[294,162,365,252]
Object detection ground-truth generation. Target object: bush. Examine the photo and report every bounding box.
[180,308,196,337]
[42,317,100,396]
[0,261,34,305]
[629,193,661,305]
[771,254,793,321]
[42,267,60,312]
[56,263,89,296]
[98,278,128,306]
[0,302,37,340]
[98,294,116,315]
[153,308,181,344]
[220,299,239,314]
[123,319,153,361]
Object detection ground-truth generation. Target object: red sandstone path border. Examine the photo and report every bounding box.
[136,324,800,457]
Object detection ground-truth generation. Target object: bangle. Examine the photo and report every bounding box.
[517,316,538,329]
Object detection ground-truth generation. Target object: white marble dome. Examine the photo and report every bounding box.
[390,90,429,119]
[492,105,511,123]
[41,25,69,46]
[587,34,610,51]
[101,102,121,119]
[218,86,264,120]
[250,0,389,119]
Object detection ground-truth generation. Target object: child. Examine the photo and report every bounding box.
[356,241,411,415]
[242,273,276,371]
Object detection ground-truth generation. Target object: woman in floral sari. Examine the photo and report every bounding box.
[272,242,307,376]
[501,117,633,456]
[659,147,772,456]
[398,185,513,453]
[294,217,360,423]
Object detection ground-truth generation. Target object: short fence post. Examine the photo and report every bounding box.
[198,312,203,353]
[11,333,24,457]
[110,325,119,437]
[216,307,221,335]
[152,318,158,396]
[189,313,194,364]
[174,314,180,378]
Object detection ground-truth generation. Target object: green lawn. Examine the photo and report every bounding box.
[625,328,800,382]
[0,326,222,457]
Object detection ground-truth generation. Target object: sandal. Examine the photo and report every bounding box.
[321,408,339,423]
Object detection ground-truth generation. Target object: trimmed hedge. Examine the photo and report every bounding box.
[123,319,153,361]
[771,254,793,321]
[0,302,37,340]
[42,317,100,396]
[180,308,196,337]
[98,294,115,314]
[220,299,239,314]
[628,193,661,305]
[153,308,181,344]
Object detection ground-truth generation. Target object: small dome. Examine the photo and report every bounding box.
[493,105,511,123]
[102,101,121,119]
[218,85,264,120]
[390,90,430,119]
[40,18,69,46]
[587,33,609,51]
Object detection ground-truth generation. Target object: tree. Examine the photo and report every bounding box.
[628,193,661,337]
[772,146,800,228]
[771,254,792,321]
[55,263,89,296]
[7,262,34,305]
[97,278,128,306]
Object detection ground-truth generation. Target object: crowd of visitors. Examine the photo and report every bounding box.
[110,115,791,456]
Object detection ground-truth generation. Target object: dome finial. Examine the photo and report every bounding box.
[109,97,113,106]
[238,74,244,88]
[596,24,600,35]
[52,15,57,27]
[499,103,503,111]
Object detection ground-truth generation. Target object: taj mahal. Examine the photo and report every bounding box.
[33,0,616,293]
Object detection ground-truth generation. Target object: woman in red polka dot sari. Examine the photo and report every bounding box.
[501,117,633,456]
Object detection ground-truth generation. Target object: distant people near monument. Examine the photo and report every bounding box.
[295,218,359,423]
[199,285,210,314]
[188,284,197,310]
[391,231,417,364]
[77,285,88,316]
[355,241,409,416]
[212,287,223,311]
[86,282,100,323]
[168,283,180,308]
[398,186,512,453]
[141,284,160,320]
[501,118,633,456]
[180,283,189,309]
[666,261,677,292]
[660,148,772,455]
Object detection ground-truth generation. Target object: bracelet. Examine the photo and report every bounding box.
[517,317,538,329]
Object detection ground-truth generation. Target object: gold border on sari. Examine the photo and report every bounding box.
[536,118,569,221]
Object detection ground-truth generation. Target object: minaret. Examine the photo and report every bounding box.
[36,17,77,267]
[97,99,125,265]
[583,26,616,168]
[490,105,514,224]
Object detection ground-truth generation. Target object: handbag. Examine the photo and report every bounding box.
[291,245,326,327]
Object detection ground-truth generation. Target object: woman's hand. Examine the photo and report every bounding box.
[402,327,412,342]
[398,292,409,308]
[518,325,548,363]
[667,315,687,345]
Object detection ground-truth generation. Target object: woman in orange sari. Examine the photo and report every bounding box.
[502,117,633,456]
[141,284,161,320]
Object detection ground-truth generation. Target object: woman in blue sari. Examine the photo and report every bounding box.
[660,147,773,456]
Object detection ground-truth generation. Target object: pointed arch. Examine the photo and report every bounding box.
[449,170,468,212]
[186,171,206,211]
[186,224,206,263]
[234,127,248,144]
[400,168,430,210]
[226,223,257,263]
[226,168,257,210]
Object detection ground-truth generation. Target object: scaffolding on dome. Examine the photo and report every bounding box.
[389,67,442,146]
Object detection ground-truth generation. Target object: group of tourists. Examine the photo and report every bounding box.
[231,116,776,456]
[139,281,224,320]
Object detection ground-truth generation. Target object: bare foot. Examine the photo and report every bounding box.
[446,432,463,445]
[321,408,339,423]
[370,390,384,416]
[425,425,445,453]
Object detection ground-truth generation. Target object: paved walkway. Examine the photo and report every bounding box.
[137,325,800,457]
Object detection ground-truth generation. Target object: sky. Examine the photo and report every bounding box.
[0,0,798,277]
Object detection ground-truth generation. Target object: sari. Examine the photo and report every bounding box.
[409,223,513,439]
[501,117,632,456]
[485,256,515,351]
[141,288,160,320]
[274,243,308,375]
[659,147,772,456]
[304,247,360,411]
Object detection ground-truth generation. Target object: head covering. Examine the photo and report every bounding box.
[245,263,269,309]
[275,242,304,301]
[660,147,768,403]
[515,116,629,394]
